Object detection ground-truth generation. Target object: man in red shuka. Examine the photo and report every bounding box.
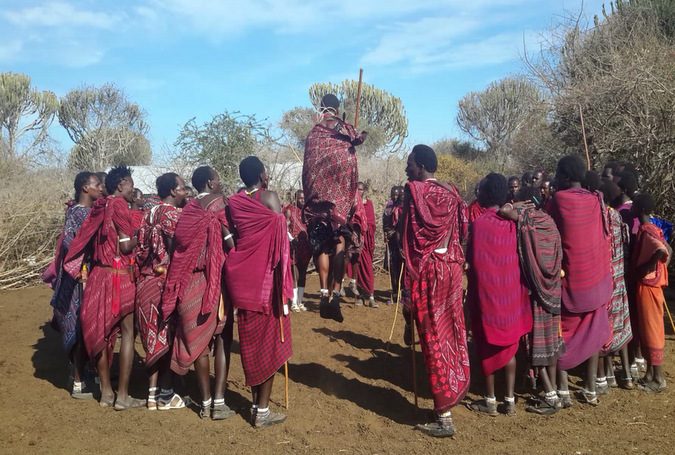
[64,165,144,410]
[225,156,293,428]
[401,144,471,438]
[161,166,236,420]
[302,94,367,322]
[135,172,187,410]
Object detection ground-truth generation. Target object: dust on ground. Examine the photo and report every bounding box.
[1,273,674,455]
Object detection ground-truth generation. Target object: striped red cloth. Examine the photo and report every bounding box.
[161,197,229,375]
[548,188,612,370]
[548,188,612,313]
[63,196,136,360]
[468,208,532,375]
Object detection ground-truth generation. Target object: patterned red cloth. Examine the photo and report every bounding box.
[468,209,532,375]
[284,204,312,267]
[548,188,612,370]
[161,197,229,375]
[601,207,632,355]
[353,199,376,295]
[402,180,470,413]
[162,197,228,317]
[63,196,136,360]
[516,208,564,366]
[131,209,144,231]
[135,204,181,366]
[302,114,365,227]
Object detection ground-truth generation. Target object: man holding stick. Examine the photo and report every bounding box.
[302,93,367,322]
[401,145,471,437]
[225,156,293,428]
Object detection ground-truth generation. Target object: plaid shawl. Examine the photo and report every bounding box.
[517,208,562,315]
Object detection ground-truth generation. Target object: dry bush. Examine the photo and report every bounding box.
[0,166,70,289]
[436,154,486,198]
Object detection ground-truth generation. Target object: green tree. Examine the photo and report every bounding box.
[308,80,408,157]
[457,77,544,171]
[0,72,58,160]
[174,112,270,189]
[59,84,150,171]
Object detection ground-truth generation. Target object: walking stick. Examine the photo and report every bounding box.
[410,309,419,414]
[579,104,592,171]
[354,68,363,129]
[664,299,675,335]
[387,265,405,341]
[279,315,289,409]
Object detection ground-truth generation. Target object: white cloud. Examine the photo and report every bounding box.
[3,1,120,30]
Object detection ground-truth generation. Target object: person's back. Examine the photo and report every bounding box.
[549,187,612,313]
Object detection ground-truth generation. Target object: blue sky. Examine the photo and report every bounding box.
[0,0,606,158]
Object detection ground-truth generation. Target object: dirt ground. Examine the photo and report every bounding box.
[1,273,675,455]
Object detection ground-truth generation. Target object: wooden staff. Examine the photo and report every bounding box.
[354,68,364,129]
[387,265,405,341]
[579,104,591,171]
[410,311,419,413]
[664,300,675,335]
[279,315,289,409]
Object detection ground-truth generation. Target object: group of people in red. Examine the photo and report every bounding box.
[47,158,292,428]
[45,93,671,438]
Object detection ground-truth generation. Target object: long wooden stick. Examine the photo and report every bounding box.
[279,315,289,409]
[354,68,364,129]
[410,314,419,413]
[664,300,675,335]
[579,104,591,171]
[388,264,405,341]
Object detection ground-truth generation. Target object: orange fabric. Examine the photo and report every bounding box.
[637,284,665,366]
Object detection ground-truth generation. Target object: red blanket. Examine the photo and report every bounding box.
[161,197,228,318]
[468,209,532,374]
[302,114,365,227]
[548,188,612,313]
[224,192,293,313]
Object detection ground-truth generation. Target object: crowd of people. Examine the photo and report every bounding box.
[44,94,672,439]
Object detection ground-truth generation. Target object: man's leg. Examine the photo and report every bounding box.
[212,334,235,420]
[114,313,144,409]
[97,349,114,406]
[580,353,599,405]
[252,375,286,428]
[194,349,212,418]
[331,235,346,293]
[503,357,517,415]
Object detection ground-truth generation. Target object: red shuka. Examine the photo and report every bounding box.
[224,192,293,386]
[402,179,471,413]
[468,208,533,375]
[63,196,136,360]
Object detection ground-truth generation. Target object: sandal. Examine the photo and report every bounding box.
[99,393,116,408]
[637,380,667,394]
[467,398,498,416]
[526,396,559,416]
[577,389,598,406]
[157,393,186,411]
[114,396,146,411]
[211,402,235,420]
[621,377,635,390]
